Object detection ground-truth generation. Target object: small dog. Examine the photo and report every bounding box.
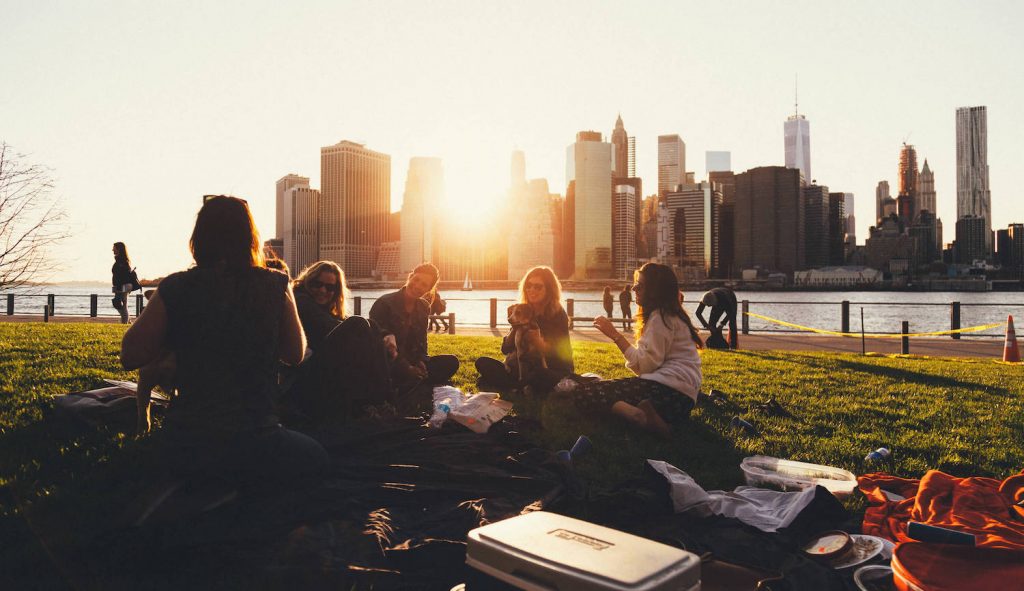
[505,304,547,383]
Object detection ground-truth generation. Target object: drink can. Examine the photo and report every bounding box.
[864,447,890,462]
[731,416,758,435]
[570,435,592,458]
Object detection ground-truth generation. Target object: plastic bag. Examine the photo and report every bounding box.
[449,392,513,434]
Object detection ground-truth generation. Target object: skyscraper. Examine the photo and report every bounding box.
[827,192,846,265]
[804,184,830,269]
[734,166,805,276]
[283,186,320,276]
[784,107,811,184]
[875,180,891,224]
[917,159,936,214]
[956,106,992,252]
[275,174,309,240]
[320,140,391,278]
[658,135,686,196]
[508,163,556,279]
[843,193,856,246]
[705,151,732,175]
[566,131,613,278]
[898,143,919,208]
[665,183,722,279]
[612,184,637,280]
[399,157,444,273]
[611,115,628,179]
[710,171,736,278]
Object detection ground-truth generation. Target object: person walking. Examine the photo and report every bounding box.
[111,242,137,324]
[619,284,633,330]
[572,263,704,437]
[603,286,615,319]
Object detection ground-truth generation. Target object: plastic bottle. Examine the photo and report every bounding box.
[864,447,890,462]
[428,400,452,428]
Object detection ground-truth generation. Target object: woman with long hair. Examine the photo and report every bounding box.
[111,242,134,324]
[290,260,395,421]
[475,266,574,391]
[572,263,703,436]
[120,195,327,521]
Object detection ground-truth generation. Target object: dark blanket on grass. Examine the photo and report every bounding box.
[47,417,561,590]
[29,416,854,590]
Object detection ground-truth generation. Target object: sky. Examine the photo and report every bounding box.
[3,0,1022,281]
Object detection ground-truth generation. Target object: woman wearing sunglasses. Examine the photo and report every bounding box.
[475,266,574,392]
[289,261,395,421]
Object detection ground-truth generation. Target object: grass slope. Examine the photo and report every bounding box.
[0,323,1022,581]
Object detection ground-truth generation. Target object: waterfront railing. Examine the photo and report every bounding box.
[2,292,1017,339]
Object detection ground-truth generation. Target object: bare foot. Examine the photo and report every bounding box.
[611,401,647,429]
[638,399,672,439]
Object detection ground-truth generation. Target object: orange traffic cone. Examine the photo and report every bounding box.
[1003,315,1021,363]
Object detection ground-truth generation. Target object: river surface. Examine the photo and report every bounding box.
[5,286,1022,338]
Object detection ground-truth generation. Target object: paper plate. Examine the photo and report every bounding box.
[830,535,885,570]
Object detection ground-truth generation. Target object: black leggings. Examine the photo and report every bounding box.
[572,377,695,425]
[293,316,394,421]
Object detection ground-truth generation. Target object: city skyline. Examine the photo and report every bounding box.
[3,1,1022,281]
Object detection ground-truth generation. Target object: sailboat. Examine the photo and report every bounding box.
[462,272,473,291]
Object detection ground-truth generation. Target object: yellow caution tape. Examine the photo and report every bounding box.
[743,311,1005,339]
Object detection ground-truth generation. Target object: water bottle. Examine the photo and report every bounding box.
[428,401,452,428]
[864,447,890,462]
[731,416,758,436]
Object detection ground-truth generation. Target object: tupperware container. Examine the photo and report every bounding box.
[740,455,858,498]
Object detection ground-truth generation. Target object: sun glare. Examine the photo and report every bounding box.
[441,192,501,228]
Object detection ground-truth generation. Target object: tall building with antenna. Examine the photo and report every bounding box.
[784,82,811,184]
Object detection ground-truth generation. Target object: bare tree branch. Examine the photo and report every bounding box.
[0,142,70,291]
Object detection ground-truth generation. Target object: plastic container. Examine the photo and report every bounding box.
[466,511,701,591]
[740,455,858,498]
[891,542,1024,591]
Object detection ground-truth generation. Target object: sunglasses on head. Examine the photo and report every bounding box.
[309,279,339,293]
[202,194,248,204]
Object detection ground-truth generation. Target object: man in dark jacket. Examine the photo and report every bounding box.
[369,263,459,396]
[696,287,739,349]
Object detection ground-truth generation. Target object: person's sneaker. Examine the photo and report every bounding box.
[754,396,795,419]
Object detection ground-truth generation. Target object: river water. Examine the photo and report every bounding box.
[6,286,1022,338]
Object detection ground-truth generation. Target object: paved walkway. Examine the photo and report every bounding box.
[1,314,1006,358]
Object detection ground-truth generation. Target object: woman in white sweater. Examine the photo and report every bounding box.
[575,263,704,436]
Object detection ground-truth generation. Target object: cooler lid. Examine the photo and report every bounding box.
[467,511,698,589]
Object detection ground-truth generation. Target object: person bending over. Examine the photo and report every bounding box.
[120,196,327,522]
[290,260,395,421]
[573,263,703,436]
[369,263,459,400]
[475,266,574,392]
[695,286,738,350]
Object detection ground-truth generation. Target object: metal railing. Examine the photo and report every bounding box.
[1,292,1018,339]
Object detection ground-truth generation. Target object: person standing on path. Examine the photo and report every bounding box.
[696,286,738,349]
[603,286,614,319]
[619,284,632,330]
[111,242,136,324]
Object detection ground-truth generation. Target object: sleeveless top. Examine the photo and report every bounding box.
[158,266,288,437]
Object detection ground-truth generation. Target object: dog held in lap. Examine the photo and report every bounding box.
[505,303,547,383]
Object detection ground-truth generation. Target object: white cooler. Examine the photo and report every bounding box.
[465,511,701,591]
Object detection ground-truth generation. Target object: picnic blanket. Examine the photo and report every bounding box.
[859,469,1024,550]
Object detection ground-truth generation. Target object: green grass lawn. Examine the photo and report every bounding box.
[2,322,1023,525]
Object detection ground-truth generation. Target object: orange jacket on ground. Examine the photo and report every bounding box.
[858,470,1024,549]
